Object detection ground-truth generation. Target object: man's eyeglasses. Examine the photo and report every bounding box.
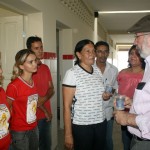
[96,50,109,54]
[135,33,150,38]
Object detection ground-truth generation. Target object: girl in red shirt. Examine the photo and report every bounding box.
[0,63,11,150]
[6,49,39,150]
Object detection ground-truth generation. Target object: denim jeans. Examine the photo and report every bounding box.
[38,118,51,150]
[10,127,39,150]
[105,118,114,150]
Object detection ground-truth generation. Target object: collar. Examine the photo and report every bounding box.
[145,55,150,63]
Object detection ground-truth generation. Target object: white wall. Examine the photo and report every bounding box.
[22,0,95,52]
[25,13,43,41]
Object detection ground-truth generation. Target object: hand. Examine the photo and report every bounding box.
[113,110,128,126]
[124,97,133,109]
[114,96,132,110]
[44,110,53,122]
[37,96,45,107]
[102,92,112,101]
[64,134,74,150]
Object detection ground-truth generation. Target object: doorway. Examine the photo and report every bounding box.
[56,21,70,129]
[116,45,132,71]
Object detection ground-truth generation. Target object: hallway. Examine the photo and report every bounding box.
[57,121,123,150]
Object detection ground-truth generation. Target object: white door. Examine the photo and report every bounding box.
[0,15,24,89]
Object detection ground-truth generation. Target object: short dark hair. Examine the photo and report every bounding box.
[74,39,94,65]
[26,36,42,49]
[95,41,109,51]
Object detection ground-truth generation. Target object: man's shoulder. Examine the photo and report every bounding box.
[107,62,118,71]
[38,63,50,71]
[40,63,49,68]
[33,63,51,79]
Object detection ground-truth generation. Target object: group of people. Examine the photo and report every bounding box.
[0,36,54,150]
[1,14,150,150]
[114,15,150,150]
[63,14,150,150]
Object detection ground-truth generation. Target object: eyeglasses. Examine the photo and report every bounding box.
[135,33,150,38]
[96,50,109,54]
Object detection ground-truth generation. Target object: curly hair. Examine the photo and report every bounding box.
[128,45,145,69]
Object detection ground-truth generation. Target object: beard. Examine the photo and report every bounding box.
[136,39,150,58]
[136,46,147,58]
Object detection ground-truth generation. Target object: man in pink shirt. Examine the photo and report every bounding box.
[114,15,150,150]
[26,36,54,150]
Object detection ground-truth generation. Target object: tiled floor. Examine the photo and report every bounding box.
[57,125,65,150]
[57,121,123,150]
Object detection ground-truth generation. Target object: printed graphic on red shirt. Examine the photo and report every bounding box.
[0,104,10,139]
[26,94,38,124]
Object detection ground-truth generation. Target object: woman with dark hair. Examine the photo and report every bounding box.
[62,39,109,150]
[128,45,145,69]
[117,45,145,150]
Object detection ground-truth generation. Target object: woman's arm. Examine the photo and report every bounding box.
[7,98,12,113]
[38,81,54,107]
[63,86,75,150]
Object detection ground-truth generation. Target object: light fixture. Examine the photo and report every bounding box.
[94,12,99,18]
[98,10,150,14]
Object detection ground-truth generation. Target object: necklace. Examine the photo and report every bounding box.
[20,76,33,86]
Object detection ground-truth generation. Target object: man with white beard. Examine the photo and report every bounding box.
[114,15,150,150]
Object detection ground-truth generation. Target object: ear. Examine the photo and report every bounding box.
[76,52,81,60]
[19,64,24,70]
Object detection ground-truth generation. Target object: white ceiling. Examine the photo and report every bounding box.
[0,0,39,15]
[83,0,150,44]
[0,0,150,45]
[0,7,19,17]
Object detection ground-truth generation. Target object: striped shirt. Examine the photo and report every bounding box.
[63,64,105,125]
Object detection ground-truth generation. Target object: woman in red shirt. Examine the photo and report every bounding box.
[6,49,39,150]
[0,63,11,150]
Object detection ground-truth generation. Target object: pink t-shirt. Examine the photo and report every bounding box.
[32,64,52,120]
[117,71,143,99]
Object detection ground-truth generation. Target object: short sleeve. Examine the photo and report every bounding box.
[62,68,76,87]
[6,84,17,100]
[117,72,121,84]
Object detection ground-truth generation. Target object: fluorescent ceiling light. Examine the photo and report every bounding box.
[98,10,150,14]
